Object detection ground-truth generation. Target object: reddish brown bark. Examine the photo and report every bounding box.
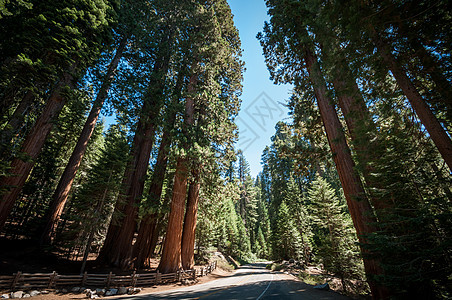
[132,76,181,268]
[394,19,452,112]
[303,45,388,299]
[97,46,172,268]
[411,40,452,105]
[0,72,75,230]
[98,110,158,268]
[369,26,452,171]
[41,38,128,245]
[181,177,200,270]
[133,122,174,268]
[157,158,188,273]
[158,75,197,274]
[330,61,394,214]
[133,214,157,268]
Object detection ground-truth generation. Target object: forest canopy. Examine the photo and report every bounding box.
[0,0,451,299]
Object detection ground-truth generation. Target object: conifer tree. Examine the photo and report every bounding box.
[308,176,363,292]
[259,1,386,297]
[0,0,118,229]
[62,124,129,271]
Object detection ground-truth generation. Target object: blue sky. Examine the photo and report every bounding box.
[228,0,292,177]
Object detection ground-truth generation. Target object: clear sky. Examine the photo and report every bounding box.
[227,0,292,177]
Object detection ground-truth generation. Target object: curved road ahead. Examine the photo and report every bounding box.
[118,263,352,300]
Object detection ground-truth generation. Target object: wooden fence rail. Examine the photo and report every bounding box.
[0,261,217,292]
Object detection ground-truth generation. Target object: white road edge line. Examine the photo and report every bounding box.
[256,273,273,300]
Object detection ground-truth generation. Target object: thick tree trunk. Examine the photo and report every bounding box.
[181,177,200,270]
[133,214,157,268]
[158,75,197,274]
[133,116,174,269]
[411,40,452,106]
[370,26,452,170]
[395,20,452,113]
[330,59,394,212]
[333,77,394,216]
[40,38,128,246]
[0,72,75,230]
[157,158,188,273]
[303,45,388,299]
[98,112,158,268]
[97,47,171,268]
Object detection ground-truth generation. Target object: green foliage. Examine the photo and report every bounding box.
[298,272,324,286]
[3,89,101,238]
[0,0,32,18]
[273,200,303,261]
[307,177,364,283]
[60,124,129,252]
[259,0,452,297]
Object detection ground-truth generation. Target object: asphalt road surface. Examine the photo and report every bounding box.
[117,262,352,300]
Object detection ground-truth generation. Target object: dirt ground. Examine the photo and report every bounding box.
[0,238,235,299]
[28,268,232,300]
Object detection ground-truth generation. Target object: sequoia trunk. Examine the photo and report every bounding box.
[370,26,452,170]
[158,75,196,273]
[133,121,174,268]
[0,71,75,230]
[97,41,171,268]
[303,44,388,299]
[41,37,127,245]
[181,178,200,270]
[157,158,188,273]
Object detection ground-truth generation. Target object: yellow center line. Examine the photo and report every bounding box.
[194,274,253,299]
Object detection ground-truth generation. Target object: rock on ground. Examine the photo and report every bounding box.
[12,291,24,299]
[105,289,118,296]
[118,287,127,295]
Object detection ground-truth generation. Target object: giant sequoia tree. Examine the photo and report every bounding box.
[158,0,242,273]
[0,0,118,230]
[259,0,451,298]
[1,1,449,299]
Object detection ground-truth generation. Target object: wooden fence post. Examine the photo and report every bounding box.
[106,272,113,288]
[82,271,87,286]
[11,271,21,290]
[131,271,137,288]
[48,271,57,289]
[155,271,160,285]
[192,269,196,280]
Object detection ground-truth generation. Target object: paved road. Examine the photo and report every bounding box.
[118,262,352,300]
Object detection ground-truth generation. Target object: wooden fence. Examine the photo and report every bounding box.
[0,261,217,292]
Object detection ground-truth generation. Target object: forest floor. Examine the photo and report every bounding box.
[0,238,234,299]
[0,239,367,299]
[28,268,232,300]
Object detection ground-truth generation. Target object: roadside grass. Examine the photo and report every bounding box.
[298,272,324,285]
[214,258,235,272]
[266,262,285,271]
